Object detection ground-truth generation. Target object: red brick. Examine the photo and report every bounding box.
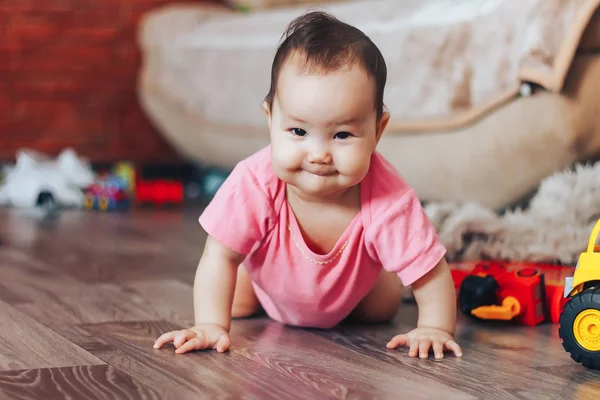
[0,0,73,12]
[7,10,111,24]
[8,46,128,74]
[7,71,135,100]
[9,79,109,100]
[9,27,122,48]
[6,12,130,46]
[0,91,11,118]
[7,83,77,102]
[12,100,78,126]
[6,12,69,35]
[7,23,62,46]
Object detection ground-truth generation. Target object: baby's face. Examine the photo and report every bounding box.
[266,56,388,199]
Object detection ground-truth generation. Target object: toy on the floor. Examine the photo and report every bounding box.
[451,260,573,326]
[113,162,136,194]
[83,175,130,211]
[0,148,95,210]
[201,167,229,199]
[559,218,600,370]
[135,179,184,207]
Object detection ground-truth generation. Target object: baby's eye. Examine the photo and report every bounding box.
[291,128,307,137]
[334,131,353,139]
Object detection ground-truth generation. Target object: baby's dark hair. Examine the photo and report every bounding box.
[264,10,387,120]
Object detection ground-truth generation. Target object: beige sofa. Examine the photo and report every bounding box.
[137,0,600,209]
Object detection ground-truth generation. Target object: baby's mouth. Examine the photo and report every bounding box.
[305,168,336,177]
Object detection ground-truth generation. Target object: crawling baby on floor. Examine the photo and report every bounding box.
[154,10,462,360]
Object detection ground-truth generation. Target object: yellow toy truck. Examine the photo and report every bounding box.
[559,219,600,369]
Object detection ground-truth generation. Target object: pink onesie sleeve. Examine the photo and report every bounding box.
[198,161,275,255]
[365,189,446,286]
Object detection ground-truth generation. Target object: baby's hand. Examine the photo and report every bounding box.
[386,327,462,359]
[153,324,231,354]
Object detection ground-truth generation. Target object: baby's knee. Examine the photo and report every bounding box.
[363,296,402,323]
[350,276,404,323]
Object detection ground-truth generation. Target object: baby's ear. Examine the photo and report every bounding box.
[262,101,272,130]
[376,111,390,143]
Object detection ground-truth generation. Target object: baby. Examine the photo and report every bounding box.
[154,11,462,360]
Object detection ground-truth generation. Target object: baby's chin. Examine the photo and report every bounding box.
[285,172,358,199]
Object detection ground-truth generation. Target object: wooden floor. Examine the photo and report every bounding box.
[0,206,599,400]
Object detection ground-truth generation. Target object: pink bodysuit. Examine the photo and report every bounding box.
[199,146,446,328]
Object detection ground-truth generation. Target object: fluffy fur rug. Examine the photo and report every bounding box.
[424,162,600,265]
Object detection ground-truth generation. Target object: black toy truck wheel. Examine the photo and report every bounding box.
[457,275,499,318]
[558,288,600,369]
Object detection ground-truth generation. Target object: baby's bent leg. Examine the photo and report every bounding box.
[231,266,261,318]
[349,269,403,323]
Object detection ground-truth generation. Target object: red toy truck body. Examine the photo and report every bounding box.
[450,260,573,325]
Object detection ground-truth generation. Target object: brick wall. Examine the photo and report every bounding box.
[1,0,220,164]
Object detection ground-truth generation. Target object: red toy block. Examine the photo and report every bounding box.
[135,179,183,206]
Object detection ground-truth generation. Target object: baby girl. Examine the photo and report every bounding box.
[154,10,462,360]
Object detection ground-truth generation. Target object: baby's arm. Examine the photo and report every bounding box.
[386,258,463,359]
[412,257,457,334]
[153,235,245,354]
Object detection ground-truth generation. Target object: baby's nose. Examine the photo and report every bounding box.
[307,147,332,164]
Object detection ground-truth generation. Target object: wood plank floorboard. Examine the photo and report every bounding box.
[0,248,95,304]
[0,299,104,372]
[312,316,597,399]
[0,365,161,400]
[0,206,599,399]
[81,320,334,400]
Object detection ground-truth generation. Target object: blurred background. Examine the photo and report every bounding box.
[1,0,600,263]
[1,0,222,165]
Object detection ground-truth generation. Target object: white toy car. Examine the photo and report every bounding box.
[0,148,95,209]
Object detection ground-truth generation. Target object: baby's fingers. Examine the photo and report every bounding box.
[386,334,408,349]
[418,338,432,359]
[175,334,211,354]
[173,330,197,349]
[433,340,445,359]
[408,340,419,357]
[445,340,463,357]
[153,331,177,349]
[214,334,231,353]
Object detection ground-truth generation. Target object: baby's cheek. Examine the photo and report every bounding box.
[343,152,370,177]
[272,144,293,165]
[272,150,300,178]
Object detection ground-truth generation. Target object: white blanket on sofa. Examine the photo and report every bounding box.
[139,0,599,132]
